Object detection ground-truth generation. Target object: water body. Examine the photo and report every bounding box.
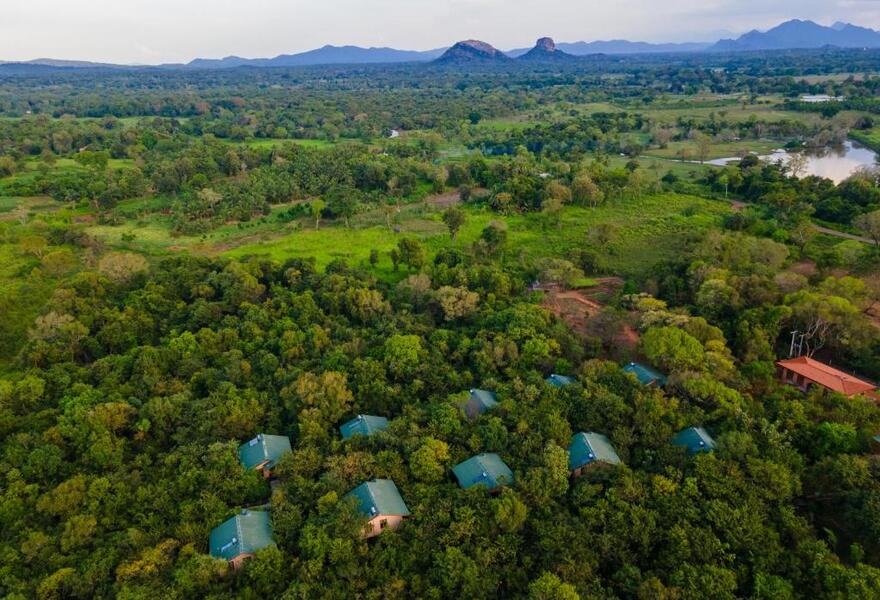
[706,141,879,184]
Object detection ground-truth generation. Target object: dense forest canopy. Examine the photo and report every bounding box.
[4,47,880,599]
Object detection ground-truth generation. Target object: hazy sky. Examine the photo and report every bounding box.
[5,0,880,63]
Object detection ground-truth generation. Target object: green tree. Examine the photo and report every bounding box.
[383,334,424,379]
[442,207,467,240]
[409,437,450,482]
[397,238,426,271]
[528,572,580,600]
[641,326,706,373]
[310,199,326,231]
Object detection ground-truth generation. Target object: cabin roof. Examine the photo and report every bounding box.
[238,434,292,470]
[546,374,576,387]
[624,362,667,386]
[569,432,622,470]
[673,426,717,455]
[466,389,498,413]
[209,510,274,561]
[340,415,389,440]
[453,453,514,491]
[777,356,876,397]
[463,389,499,421]
[346,479,410,518]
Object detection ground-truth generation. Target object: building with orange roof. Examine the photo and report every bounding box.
[776,356,877,398]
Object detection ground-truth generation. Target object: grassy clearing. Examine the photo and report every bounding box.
[223,193,730,281]
[608,156,713,180]
[643,139,784,161]
[617,96,827,127]
[0,244,59,370]
[850,129,880,152]
[0,197,19,213]
[239,138,338,149]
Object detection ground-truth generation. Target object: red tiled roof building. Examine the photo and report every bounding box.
[776,356,877,398]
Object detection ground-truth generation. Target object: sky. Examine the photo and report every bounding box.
[4,0,880,64]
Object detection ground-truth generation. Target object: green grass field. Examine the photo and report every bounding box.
[643,139,783,161]
[240,138,338,149]
[222,193,730,281]
[850,129,880,152]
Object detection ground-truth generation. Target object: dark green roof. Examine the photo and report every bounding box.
[209,510,274,561]
[624,362,667,386]
[569,432,622,470]
[340,415,389,440]
[238,434,292,470]
[547,374,576,387]
[464,389,498,418]
[673,427,717,454]
[346,479,410,517]
[452,453,514,491]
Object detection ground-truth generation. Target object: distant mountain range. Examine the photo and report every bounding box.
[185,45,446,69]
[4,19,880,71]
[711,20,880,52]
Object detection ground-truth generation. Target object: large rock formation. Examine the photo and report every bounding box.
[434,40,511,63]
[518,37,576,61]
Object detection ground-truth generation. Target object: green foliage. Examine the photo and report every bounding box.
[4,52,880,599]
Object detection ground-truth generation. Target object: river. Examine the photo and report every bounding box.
[706,141,879,184]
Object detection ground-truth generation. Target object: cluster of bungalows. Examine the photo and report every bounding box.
[210,433,293,568]
[210,363,720,569]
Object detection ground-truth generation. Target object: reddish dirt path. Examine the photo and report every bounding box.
[541,278,640,350]
[424,188,489,208]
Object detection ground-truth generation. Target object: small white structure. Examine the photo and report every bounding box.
[800,95,844,104]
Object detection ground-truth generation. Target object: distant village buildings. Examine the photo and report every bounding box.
[800,94,844,103]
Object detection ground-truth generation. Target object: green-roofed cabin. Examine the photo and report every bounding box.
[569,432,622,477]
[340,415,389,440]
[209,510,274,570]
[624,362,667,387]
[463,389,498,420]
[346,479,411,539]
[238,434,292,479]
[546,374,576,387]
[672,427,717,455]
[452,453,514,493]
